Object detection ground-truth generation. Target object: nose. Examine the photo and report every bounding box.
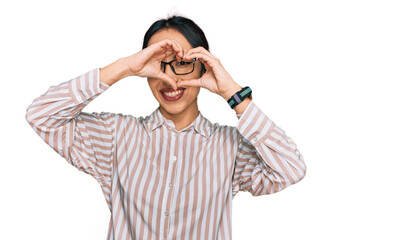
[163,65,180,82]
[160,67,180,90]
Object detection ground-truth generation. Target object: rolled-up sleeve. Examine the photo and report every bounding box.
[232,100,306,197]
[25,68,115,207]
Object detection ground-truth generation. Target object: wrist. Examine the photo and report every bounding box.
[118,57,134,78]
[99,57,131,86]
[224,85,253,114]
[221,84,242,100]
[233,97,251,115]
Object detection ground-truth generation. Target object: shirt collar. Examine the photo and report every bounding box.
[146,107,212,138]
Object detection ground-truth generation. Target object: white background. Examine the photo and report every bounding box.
[1,0,414,239]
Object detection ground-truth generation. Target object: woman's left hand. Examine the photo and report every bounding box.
[177,47,242,100]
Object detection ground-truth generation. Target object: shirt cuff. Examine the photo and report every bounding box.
[235,100,253,120]
[69,67,111,104]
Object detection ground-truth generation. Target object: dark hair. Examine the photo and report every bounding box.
[142,15,209,74]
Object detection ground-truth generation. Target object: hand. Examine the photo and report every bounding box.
[178,47,242,100]
[125,39,184,90]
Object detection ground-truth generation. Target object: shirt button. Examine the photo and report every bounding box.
[172,156,177,161]
[164,211,169,216]
[76,96,82,101]
[252,137,257,142]
[168,182,172,188]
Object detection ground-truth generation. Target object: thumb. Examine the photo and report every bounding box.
[178,78,202,88]
[158,73,178,90]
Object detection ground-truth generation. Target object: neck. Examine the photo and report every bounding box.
[159,101,199,131]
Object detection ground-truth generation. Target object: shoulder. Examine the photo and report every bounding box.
[209,121,241,143]
[210,123,236,134]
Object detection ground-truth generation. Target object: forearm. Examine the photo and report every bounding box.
[235,101,306,196]
[26,68,110,129]
[99,57,132,86]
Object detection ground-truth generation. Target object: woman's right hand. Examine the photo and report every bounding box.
[125,39,184,90]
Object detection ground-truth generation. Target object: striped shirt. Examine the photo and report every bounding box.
[25,68,306,240]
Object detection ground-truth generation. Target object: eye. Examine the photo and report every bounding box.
[175,60,192,66]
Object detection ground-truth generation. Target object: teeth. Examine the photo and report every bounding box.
[164,89,183,97]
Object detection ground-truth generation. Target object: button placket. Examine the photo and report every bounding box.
[162,128,178,239]
[171,130,178,162]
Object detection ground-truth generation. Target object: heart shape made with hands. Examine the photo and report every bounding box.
[178,47,240,99]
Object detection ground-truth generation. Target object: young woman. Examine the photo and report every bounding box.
[26,15,306,240]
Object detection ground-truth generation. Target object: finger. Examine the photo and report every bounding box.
[162,48,174,59]
[183,52,215,70]
[160,39,184,59]
[157,72,178,90]
[169,39,185,60]
[196,56,211,72]
[149,39,181,60]
[177,78,202,88]
[169,39,184,58]
[185,46,215,59]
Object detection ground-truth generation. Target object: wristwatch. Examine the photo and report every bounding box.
[227,86,252,109]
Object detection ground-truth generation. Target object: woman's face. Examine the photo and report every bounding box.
[146,28,202,118]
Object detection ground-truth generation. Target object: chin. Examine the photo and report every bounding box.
[161,104,182,114]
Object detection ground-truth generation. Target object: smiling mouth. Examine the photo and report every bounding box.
[160,87,186,101]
